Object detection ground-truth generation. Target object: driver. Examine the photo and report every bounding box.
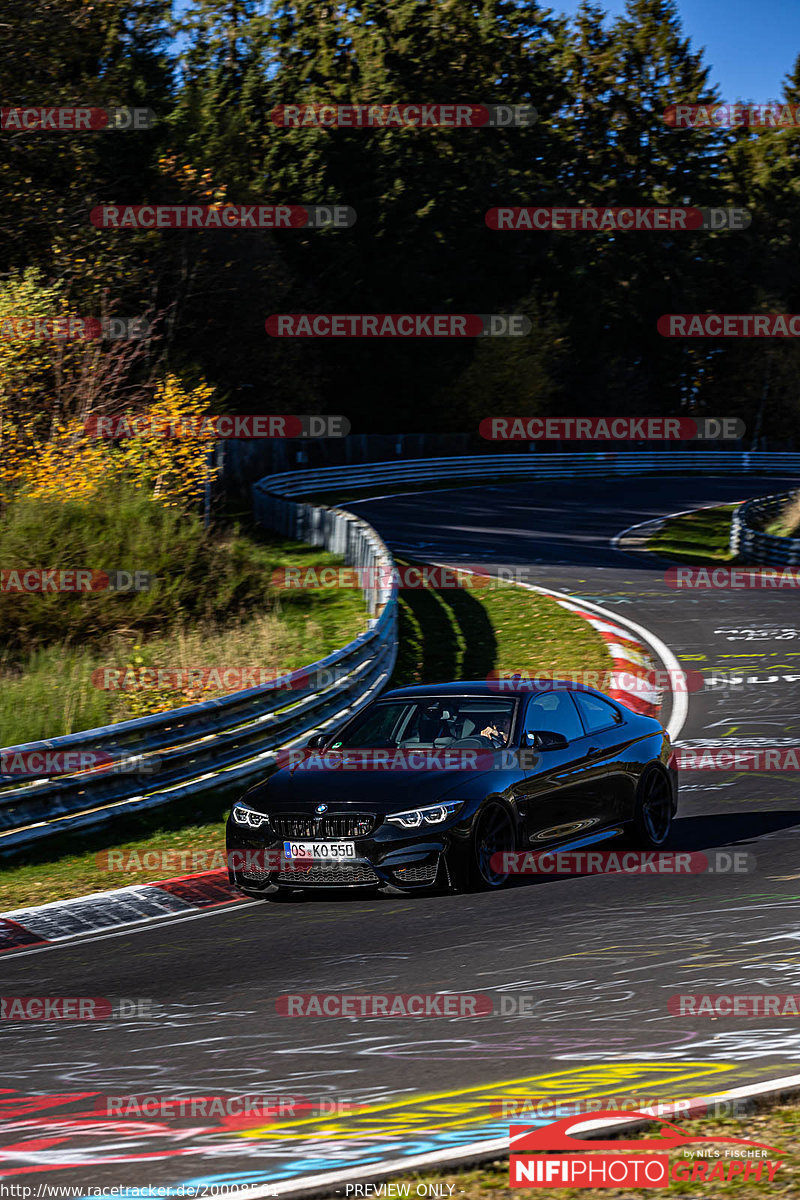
[480,711,512,748]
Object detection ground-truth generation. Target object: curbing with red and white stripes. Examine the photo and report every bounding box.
[552,597,662,717]
[0,868,238,954]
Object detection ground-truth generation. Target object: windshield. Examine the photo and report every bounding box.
[329,697,518,750]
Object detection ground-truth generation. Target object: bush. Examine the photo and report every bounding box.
[0,488,332,662]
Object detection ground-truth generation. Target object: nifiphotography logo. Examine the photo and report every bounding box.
[509,1111,783,1188]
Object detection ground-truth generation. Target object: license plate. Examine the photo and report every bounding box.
[282,840,356,860]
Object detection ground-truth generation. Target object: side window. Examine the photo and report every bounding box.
[573,692,624,734]
[336,703,409,746]
[523,691,584,743]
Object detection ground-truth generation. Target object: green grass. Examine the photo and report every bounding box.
[0,563,611,908]
[0,490,366,742]
[391,561,610,686]
[647,504,737,563]
[0,784,240,911]
[765,492,800,537]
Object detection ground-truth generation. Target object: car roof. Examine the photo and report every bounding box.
[380,680,599,699]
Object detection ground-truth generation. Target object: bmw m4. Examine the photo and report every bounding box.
[226,680,678,895]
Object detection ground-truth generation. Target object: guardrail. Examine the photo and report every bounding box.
[253,451,800,498]
[0,507,398,853]
[730,490,800,566]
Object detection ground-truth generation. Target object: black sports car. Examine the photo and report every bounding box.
[226,680,678,895]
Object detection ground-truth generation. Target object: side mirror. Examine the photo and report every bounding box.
[306,733,329,749]
[526,729,569,751]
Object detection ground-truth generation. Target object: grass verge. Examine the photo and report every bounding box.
[646,503,737,563]
[765,498,800,535]
[0,490,366,742]
[0,566,610,909]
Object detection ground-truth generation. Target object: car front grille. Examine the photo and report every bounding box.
[393,862,438,885]
[240,862,271,883]
[276,862,378,886]
[270,813,377,838]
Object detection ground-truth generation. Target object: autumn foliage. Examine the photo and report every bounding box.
[0,271,217,509]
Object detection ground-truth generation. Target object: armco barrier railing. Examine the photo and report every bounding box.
[3,451,798,854]
[252,451,800,577]
[731,490,800,566]
[0,506,398,853]
[252,451,800,500]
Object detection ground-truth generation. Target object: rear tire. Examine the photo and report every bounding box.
[629,764,673,848]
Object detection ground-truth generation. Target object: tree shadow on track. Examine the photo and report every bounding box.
[393,574,497,685]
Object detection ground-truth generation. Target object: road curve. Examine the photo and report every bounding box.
[3,474,800,1194]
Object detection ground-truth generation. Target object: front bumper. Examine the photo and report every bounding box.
[225,814,469,891]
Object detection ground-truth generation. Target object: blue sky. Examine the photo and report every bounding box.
[172,0,800,101]
[556,0,800,100]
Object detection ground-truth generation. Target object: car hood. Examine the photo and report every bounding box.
[243,762,506,813]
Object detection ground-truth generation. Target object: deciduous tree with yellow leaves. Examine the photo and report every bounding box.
[0,271,218,510]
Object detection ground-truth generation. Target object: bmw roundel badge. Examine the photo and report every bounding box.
[315,804,328,814]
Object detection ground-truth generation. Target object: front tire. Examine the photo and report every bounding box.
[629,764,673,848]
[449,800,516,892]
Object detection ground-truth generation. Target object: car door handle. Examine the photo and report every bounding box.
[586,746,604,758]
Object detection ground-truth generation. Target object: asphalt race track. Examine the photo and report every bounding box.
[3,474,800,1194]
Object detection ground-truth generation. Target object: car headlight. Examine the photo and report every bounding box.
[231,802,270,830]
[386,800,463,829]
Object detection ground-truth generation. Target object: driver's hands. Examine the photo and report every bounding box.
[481,724,503,743]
